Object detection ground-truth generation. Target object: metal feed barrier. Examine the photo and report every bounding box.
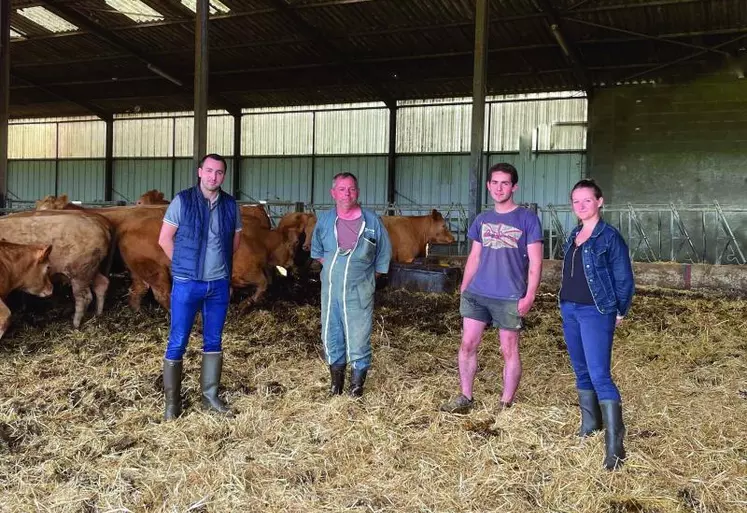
[544,202,746,265]
[3,193,743,266]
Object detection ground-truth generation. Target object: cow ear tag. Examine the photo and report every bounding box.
[276,266,288,277]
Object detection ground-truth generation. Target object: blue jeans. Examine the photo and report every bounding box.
[165,278,230,360]
[560,301,621,402]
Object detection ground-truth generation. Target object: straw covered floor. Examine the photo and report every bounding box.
[1,275,745,512]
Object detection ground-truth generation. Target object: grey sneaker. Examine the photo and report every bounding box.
[440,394,474,414]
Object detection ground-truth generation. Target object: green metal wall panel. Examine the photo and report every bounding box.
[174,158,196,197]
[395,154,471,207]
[7,160,56,202]
[240,157,313,203]
[112,159,173,203]
[395,152,583,234]
[57,160,106,202]
[313,156,388,205]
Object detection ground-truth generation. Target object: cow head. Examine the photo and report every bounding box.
[21,245,54,298]
[35,194,82,210]
[302,214,317,252]
[428,209,456,244]
[136,190,170,205]
[35,195,62,210]
[273,227,301,267]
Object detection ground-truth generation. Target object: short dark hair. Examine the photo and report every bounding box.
[571,179,603,199]
[199,153,227,171]
[332,172,359,189]
[487,162,518,185]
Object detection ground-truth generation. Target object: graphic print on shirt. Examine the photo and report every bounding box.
[481,222,523,249]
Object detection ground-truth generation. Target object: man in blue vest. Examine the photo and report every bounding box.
[158,153,242,420]
[311,172,392,397]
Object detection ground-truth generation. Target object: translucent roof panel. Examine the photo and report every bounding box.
[16,6,79,33]
[10,27,26,39]
[105,0,164,23]
[181,0,231,15]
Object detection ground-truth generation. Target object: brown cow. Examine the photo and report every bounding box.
[382,209,456,263]
[231,223,300,309]
[87,206,171,311]
[0,241,54,340]
[277,212,317,252]
[35,194,84,210]
[0,211,112,328]
[240,204,272,230]
[87,205,296,312]
[136,189,170,205]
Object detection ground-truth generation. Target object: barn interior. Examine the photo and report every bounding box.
[1,1,746,512]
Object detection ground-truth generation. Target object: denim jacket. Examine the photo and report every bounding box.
[560,220,635,317]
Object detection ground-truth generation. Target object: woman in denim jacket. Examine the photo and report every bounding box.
[559,179,634,470]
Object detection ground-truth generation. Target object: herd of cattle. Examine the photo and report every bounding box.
[0,190,456,339]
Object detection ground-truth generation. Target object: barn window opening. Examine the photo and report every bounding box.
[105,0,165,23]
[180,0,231,15]
[16,6,79,33]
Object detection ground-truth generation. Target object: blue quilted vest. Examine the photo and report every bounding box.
[171,186,237,281]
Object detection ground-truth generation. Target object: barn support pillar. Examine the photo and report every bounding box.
[104,117,114,201]
[232,112,241,198]
[387,105,397,215]
[0,0,10,210]
[468,0,489,226]
[193,0,209,171]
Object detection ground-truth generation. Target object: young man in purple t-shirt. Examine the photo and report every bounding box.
[441,163,543,414]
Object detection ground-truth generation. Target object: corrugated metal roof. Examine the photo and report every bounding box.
[8,0,747,117]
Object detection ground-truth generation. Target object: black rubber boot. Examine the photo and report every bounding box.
[578,389,603,437]
[200,352,231,415]
[349,368,368,398]
[163,358,183,421]
[329,364,346,395]
[599,400,626,470]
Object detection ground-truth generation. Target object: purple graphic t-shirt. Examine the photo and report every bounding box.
[466,207,543,300]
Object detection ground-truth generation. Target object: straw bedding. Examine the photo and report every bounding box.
[0,275,745,512]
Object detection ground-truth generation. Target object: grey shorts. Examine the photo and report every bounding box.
[460,291,523,331]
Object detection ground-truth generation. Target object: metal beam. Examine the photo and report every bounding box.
[620,32,747,82]
[194,0,208,170]
[265,0,396,108]
[13,25,747,74]
[573,0,707,14]
[387,106,397,211]
[468,0,488,226]
[104,117,113,201]
[232,113,241,197]
[536,0,592,92]
[11,72,111,119]
[0,0,9,209]
[566,0,597,10]
[38,62,678,103]
[563,17,732,56]
[14,23,747,70]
